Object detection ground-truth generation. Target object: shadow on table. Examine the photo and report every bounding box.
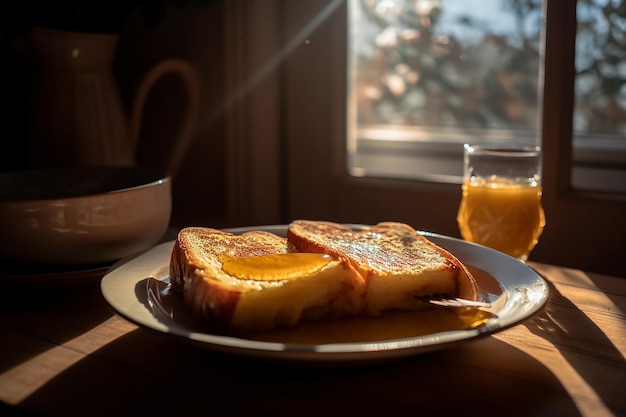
[524,277,624,417]
[0,285,114,375]
[14,327,581,417]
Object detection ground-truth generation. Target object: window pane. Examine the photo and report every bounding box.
[572,0,626,192]
[348,0,543,182]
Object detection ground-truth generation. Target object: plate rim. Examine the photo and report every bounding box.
[100,224,549,363]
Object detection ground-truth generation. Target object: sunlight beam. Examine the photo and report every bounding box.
[0,316,136,405]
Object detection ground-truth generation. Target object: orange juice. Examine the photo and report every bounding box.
[457,179,545,260]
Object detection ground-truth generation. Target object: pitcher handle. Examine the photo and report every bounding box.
[130,58,199,176]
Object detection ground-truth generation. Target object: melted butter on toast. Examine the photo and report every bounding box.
[219,253,333,281]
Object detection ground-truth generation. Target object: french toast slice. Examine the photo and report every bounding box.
[169,227,363,333]
[287,220,479,315]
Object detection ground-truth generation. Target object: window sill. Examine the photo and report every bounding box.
[352,125,626,193]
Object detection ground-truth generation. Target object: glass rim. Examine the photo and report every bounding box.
[464,143,541,157]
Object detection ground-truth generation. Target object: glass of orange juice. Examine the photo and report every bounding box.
[456,144,546,261]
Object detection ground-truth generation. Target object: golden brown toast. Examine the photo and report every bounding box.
[170,222,478,333]
[286,220,478,315]
[169,227,362,333]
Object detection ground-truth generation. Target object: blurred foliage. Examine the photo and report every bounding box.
[353,0,626,136]
[353,0,542,130]
[575,0,626,134]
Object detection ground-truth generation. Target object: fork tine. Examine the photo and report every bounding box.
[429,297,492,308]
[454,298,492,307]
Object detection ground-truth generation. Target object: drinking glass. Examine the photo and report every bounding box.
[456,144,546,261]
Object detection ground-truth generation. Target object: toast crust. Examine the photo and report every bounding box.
[169,228,291,330]
[169,227,362,333]
[287,221,479,315]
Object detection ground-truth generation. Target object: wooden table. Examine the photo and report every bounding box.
[0,261,624,417]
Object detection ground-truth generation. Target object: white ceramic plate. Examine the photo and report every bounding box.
[101,225,549,365]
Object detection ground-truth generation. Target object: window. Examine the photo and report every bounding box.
[347,0,626,193]
[348,0,543,183]
[572,0,626,192]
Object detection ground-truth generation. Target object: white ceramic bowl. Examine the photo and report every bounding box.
[0,166,171,266]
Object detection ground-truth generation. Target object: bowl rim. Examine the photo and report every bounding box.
[0,166,171,203]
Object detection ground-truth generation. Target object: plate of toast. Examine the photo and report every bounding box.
[101,221,549,365]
